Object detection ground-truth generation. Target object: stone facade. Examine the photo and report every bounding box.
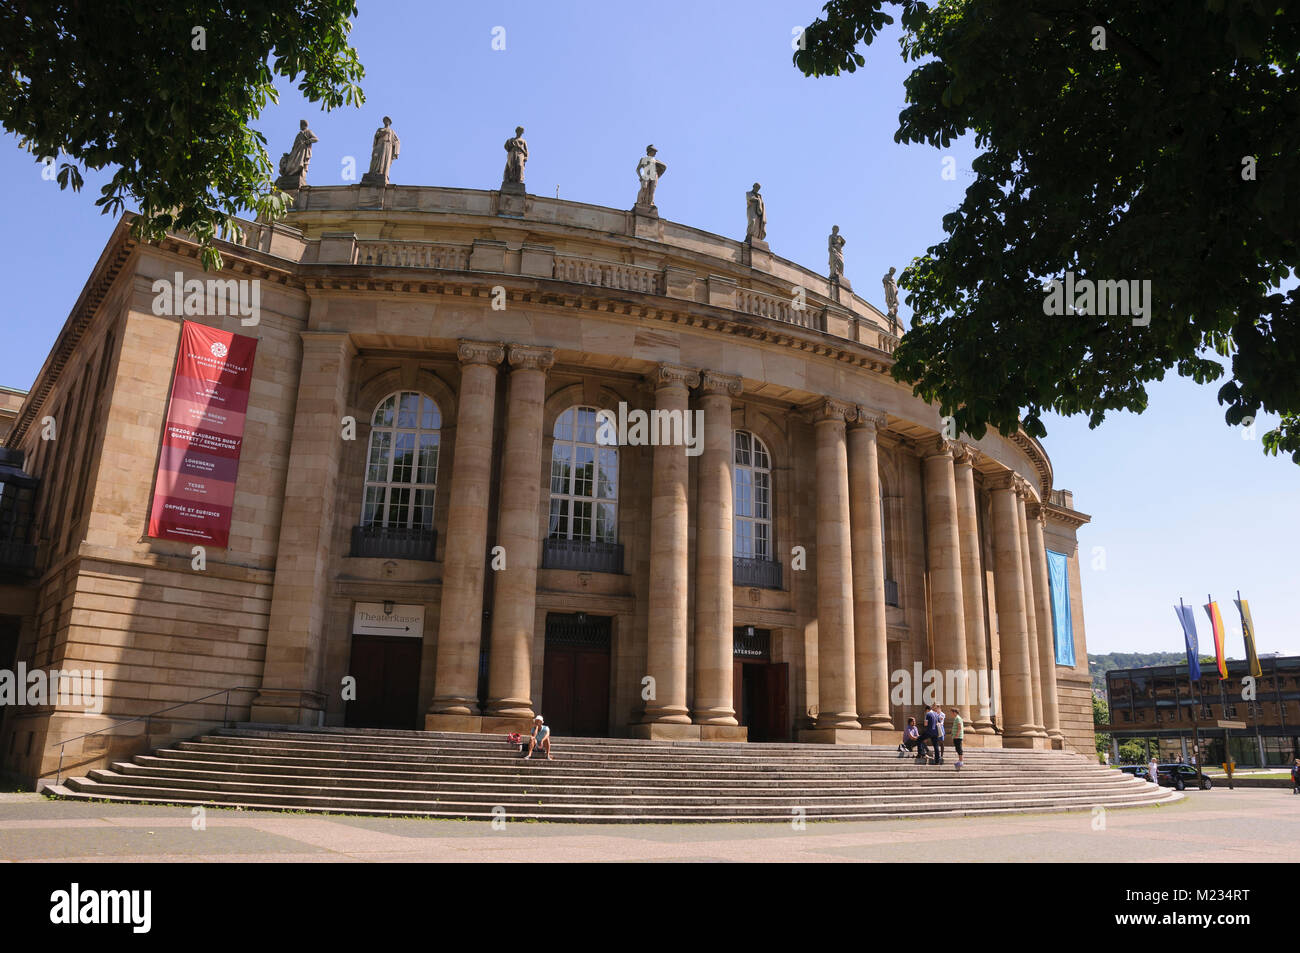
[0,185,1095,785]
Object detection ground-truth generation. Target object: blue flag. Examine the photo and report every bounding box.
[1174,602,1201,683]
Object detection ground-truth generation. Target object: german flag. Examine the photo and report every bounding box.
[1203,598,1229,679]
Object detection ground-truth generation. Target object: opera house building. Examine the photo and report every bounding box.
[0,172,1096,785]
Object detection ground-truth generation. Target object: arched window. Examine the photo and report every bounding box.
[733,430,772,559]
[549,406,618,543]
[361,391,441,530]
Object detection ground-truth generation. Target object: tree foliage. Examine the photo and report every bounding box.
[1092,692,1110,757]
[795,0,1300,461]
[1,1,365,269]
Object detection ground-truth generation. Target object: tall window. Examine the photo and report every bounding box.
[362,391,441,529]
[734,430,772,559]
[549,406,617,542]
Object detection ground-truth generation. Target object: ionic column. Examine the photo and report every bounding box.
[692,371,741,726]
[643,363,699,724]
[429,341,504,716]
[989,473,1036,740]
[847,408,892,729]
[253,332,355,724]
[953,445,995,733]
[922,437,968,695]
[485,344,554,719]
[814,400,860,729]
[1027,501,1064,741]
[1016,478,1046,734]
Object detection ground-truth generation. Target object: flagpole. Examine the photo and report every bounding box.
[1183,597,1204,789]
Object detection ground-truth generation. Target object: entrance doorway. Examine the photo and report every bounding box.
[733,627,789,742]
[345,634,422,729]
[542,613,611,737]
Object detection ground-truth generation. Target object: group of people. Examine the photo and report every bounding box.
[897,703,964,768]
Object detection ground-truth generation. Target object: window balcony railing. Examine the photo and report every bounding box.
[542,538,624,574]
[885,578,900,607]
[350,524,437,561]
[0,538,37,576]
[733,556,782,590]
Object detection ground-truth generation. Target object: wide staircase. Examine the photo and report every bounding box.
[48,725,1181,822]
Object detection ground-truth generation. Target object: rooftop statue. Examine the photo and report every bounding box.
[883,266,900,327]
[828,225,845,280]
[504,126,528,185]
[635,145,667,209]
[363,116,400,186]
[275,119,318,190]
[745,182,766,243]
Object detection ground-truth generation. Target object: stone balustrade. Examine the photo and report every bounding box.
[355,240,471,270]
[552,256,662,294]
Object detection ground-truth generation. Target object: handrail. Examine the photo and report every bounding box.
[48,684,271,783]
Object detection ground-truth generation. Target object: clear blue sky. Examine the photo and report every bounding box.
[1,1,1295,656]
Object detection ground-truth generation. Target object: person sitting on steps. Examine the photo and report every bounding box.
[898,717,922,758]
[525,715,553,760]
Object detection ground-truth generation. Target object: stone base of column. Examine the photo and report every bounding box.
[972,719,997,734]
[692,708,739,727]
[630,723,702,741]
[250,689,327,726]
[860,713,894,731]
[424,713,484,733]
[797,728,876,745]
[1001,734,1051,750]
[701,725,747,742]
[485,700,536,720]
[958,733,1003,749]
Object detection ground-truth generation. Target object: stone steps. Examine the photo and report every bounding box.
[49,725,1181,822]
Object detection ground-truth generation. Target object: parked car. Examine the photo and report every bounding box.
[1157,763,1213,790]
[1119,764,1152,780]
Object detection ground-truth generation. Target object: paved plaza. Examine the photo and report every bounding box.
[1,787,1296,863]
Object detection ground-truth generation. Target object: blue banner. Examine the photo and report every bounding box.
[1174,603,1201,682]
[1046,550,1075,667]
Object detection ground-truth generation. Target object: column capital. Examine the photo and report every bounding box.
[986,469,1019,493]
[1013,473,1037,501]
[458,339,505,366]
[851,406,889,432]
[952,442,980,468]
[506,343,555,372]
[922,434,958,461]
[650,362,700,391]
[1025,500,1049,525]
[698,369,742,397]
[815,398,857,424]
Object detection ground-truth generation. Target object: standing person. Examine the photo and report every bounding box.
[933,703,946,765]
[525,715,553,760]
[922,704,939,765]
[1148,756,1160,785]
[951,707,965,769]
[1291,758,1300,795]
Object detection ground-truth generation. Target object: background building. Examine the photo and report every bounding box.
[1106,656,1300,767]
[0,182,1093,785]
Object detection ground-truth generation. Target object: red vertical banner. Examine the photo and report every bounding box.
[147,321,258,548]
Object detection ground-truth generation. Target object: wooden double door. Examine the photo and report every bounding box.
[541,613,611,737]
[733,659,790,742]
[344,634,422,729]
